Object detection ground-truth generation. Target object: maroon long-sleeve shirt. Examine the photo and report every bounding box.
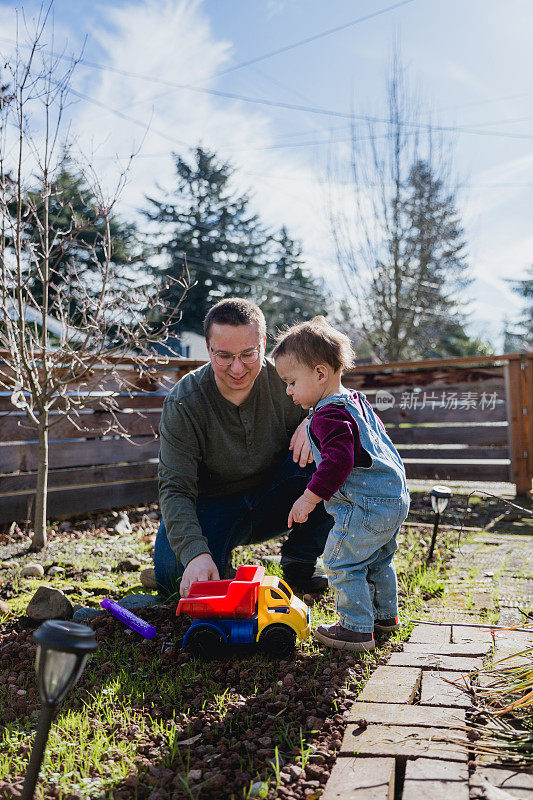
[307,391,378,501]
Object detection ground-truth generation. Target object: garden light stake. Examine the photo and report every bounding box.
[21,621,97,800]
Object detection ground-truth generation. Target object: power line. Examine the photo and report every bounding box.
[212,0,417,78]
[169,253,328,304]
[3,37,533,143]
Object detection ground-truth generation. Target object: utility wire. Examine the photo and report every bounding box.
[3,37,533,143]
[212,0,417,78]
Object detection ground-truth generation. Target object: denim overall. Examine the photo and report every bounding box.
[307,389,410,633]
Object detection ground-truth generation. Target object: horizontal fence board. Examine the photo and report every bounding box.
[0,480,159,525]
[396,446,509,460]
[378,404,506,424]
[344,365,506,390]
[0,393,167,414]
[358,380,505,398]
[0,437,159,473]
[0,461,158,494]
[387,423,509,446]
[365,384,506,424]
[0,410,162,442]
[404,462,511,482]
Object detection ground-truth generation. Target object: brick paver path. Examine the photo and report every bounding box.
[322,530,533,799]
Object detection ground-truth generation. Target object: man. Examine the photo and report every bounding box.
[154,297,332,599]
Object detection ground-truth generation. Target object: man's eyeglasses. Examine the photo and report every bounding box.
[210,345,262,367]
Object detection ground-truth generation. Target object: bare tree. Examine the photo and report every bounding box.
[0,12,189,550]
[328,48,472,362]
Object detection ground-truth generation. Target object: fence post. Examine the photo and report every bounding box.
[505,355,532,497]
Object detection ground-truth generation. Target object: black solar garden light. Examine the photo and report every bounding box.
[427,485,452,563]
[21,620,97,800]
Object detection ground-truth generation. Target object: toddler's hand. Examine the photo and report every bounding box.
[288,494,317,527]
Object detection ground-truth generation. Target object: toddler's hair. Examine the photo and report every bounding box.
[272,316,355,373]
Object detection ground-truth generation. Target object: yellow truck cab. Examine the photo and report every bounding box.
[257,575,310,645]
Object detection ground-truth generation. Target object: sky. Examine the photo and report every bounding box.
[0,0,532,349]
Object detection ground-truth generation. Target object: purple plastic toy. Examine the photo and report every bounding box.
[101,597,157,639]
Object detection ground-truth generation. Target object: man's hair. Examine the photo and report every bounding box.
[272,316,355,373]
[204,298,266,342]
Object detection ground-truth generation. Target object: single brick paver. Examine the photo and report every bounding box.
[388,652,483,671]
[347,702,465,729]
[409,624,451,645]
[357,666,421,704]
[471,591,494,609]
[402,758,469,800]
[403,641,491,657]
[420,670,472,708]
[321,757,395,799]
[342,724,467,762]
[451,625,494,644]
[470,766,533,799]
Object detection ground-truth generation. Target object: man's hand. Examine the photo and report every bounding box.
[288,490,321,527]
[290,418,314,467]
[180,553,220,598]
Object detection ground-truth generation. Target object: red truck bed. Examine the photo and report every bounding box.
[177,565,265,619]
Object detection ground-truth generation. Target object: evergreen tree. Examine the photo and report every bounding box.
[6,160,142,326]
[341,157,475,362]
[504,266,533,352]
[143,148,271,335]
[256,227,330,340]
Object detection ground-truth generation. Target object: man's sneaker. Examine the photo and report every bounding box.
[374,616,400,632]
[282,561,329,594]
[314,623,375,652]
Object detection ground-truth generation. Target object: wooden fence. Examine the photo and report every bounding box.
[0,352,531,524]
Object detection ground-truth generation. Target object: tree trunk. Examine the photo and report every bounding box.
[31,414,48,551]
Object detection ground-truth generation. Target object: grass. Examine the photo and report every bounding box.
[443,644,533,768]
[0,521,465,799]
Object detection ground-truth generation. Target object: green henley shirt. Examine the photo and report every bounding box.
[158,358,306,567]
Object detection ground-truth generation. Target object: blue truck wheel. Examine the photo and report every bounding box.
[185,624,226,659]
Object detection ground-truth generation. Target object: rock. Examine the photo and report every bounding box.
[305,763,323,779]
[0,599,10,615]
[1,560,17,569]
[73,607,106,622]
[99,564,112,572]
[26,586,73,620]
[119,594,160,611]
[288,764,305,780]
[113,512,132,536]
[249,782,268,797]
[187,770,202,782]
[117,558,141,572]
[21,564,44,578]
[140,567,157,590]
[46,566,65,577]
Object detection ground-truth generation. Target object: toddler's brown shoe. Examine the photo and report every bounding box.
[374,616,400,632]
[314,623,375,652]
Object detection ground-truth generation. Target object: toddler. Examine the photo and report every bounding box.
[272,317,410,652]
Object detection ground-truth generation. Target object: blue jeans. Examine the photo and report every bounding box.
[322,498,402,633]
[154,454,333,598]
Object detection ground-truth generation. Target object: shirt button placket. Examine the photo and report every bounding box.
[242,414,252,447]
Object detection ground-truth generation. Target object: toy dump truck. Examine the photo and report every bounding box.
[176,565,310,658]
